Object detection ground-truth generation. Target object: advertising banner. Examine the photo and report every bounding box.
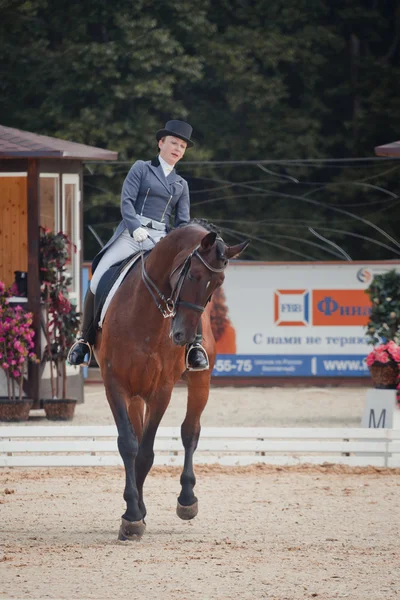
[210,263,400,378]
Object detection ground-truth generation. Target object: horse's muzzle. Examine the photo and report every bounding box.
[171,312,197,347]
[172,330,189,346]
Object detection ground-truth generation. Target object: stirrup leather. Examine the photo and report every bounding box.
[67,339,93,368]
[185,343,209,372]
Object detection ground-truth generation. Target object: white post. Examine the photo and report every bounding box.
[362,389,400,429]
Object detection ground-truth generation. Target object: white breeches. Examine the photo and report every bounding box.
[90,227,166,294]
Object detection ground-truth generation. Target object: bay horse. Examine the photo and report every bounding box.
[94,221,248,541]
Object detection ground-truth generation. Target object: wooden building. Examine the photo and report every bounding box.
[0,125,117,406]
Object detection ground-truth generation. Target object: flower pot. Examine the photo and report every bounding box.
[368,361,399,389]
[43,398,77,421]
[0,398,33,422]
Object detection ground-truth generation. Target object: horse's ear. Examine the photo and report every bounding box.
[200,231,217,251]
[225,240,250,260]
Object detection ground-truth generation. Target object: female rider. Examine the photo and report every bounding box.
[68,120,208,371]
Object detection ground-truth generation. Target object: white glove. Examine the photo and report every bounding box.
[132,227,149,243]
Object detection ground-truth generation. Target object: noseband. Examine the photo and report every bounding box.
[140,244,226,319]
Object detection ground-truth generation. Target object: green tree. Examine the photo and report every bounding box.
[0,0,212,158]
[2,0,400,261]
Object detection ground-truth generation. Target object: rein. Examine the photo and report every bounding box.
[140,245,226,319]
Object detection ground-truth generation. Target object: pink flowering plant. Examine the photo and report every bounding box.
[40,227,80,399]
[365,270,400,393]
[0,281,39,401]
[365,341,400,390]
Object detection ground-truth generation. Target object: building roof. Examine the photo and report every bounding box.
[375,140,400,158]
[0,125,118,160]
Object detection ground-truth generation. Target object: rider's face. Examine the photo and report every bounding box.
[158,136,187,166]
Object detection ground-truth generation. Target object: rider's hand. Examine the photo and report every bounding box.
[132,227,149,243]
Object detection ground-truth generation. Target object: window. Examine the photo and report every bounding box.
[40,175,59,231]
[62,175,81,308]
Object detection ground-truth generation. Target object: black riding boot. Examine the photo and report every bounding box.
[186,322,209,371]
[68,290,96,366]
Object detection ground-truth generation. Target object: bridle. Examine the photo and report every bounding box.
[140,243,226,319]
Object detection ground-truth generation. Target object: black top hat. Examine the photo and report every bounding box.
[156,120,194,147]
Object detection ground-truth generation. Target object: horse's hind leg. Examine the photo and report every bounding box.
[177,371,210,520]
[103,377,146,541]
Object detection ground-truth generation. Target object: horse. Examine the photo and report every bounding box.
[94,221,249,541]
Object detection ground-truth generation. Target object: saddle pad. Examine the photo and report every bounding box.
[95,253,143,329]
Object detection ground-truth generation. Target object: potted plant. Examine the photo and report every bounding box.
[40,227,80,420]
[365,269,400,392]
[365,341,400,389]
[0,281,39,421]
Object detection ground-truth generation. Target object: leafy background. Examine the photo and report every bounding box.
[1,0,400,261]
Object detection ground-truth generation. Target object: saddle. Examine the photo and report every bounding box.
[94,251,149,329]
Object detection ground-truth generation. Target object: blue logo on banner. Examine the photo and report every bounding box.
[317,297,339,316]
[356,268,372,284]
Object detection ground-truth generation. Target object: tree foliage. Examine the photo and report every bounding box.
[1,0,400,260]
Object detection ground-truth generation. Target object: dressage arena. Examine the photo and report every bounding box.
[1,384,400,599]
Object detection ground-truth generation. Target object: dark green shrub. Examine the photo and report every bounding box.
[365,269,400,345]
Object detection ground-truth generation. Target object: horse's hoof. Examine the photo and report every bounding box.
[176,500,198,520]
[118,518,146,541]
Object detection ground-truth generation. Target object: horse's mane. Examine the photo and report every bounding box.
[179,218,221,236]
[171,219,225,260]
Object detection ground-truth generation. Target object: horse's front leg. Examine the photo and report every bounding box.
[134,385,173,520]
[104,378,146,541]
[177,372,211,520]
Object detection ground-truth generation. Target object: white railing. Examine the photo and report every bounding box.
[1,426,400,468]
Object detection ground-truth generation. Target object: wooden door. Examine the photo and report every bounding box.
[0,176,27,287]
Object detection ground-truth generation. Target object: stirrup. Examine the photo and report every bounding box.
[185,343,209,372]
[67,339,93,368]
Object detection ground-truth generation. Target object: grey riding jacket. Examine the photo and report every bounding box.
[92,156,190,273]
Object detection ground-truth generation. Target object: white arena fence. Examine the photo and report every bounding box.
[1,426,400,468]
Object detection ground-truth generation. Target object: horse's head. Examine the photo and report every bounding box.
[170,229,249,346]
